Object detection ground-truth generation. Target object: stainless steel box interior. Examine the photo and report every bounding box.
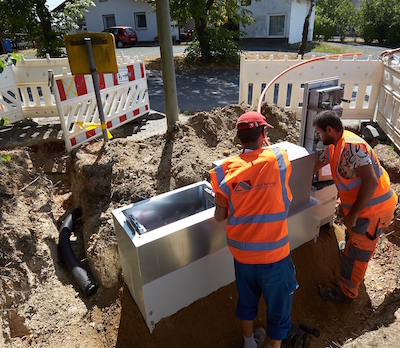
[115,181,227,285]
[112,181,232,333]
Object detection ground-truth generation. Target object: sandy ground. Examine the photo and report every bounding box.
[1,101,400,348]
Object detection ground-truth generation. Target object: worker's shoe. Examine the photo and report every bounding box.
[254,327,266,348]
[318,286,354,303]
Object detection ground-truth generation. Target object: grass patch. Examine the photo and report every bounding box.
[311,42,351,55]
[145,54,240,71]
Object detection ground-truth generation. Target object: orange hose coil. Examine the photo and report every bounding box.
[256,52,362,114]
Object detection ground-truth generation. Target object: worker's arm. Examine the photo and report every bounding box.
[213,192,228,222]
[313,158,326,174]
[214,204,228,222]
[343,164,378,228]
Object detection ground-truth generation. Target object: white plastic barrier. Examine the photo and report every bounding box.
[0,66,24,123]
[52,60,149,152]
[0,53,144,123]
[12,54,71,119]
[375,62,400,150]
[239,54,383,120]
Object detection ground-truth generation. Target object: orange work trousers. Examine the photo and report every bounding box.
[339,208,395,298]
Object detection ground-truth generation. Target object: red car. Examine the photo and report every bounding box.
[102,26,138,48]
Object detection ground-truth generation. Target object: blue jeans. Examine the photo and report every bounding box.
[234,255,299,340]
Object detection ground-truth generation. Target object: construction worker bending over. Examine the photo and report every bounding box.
[313,110,398,303]
[209,111,299,348]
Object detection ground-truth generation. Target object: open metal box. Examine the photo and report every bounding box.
[112,181,234,333]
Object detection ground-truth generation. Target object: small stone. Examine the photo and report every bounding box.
[143,156,152,164]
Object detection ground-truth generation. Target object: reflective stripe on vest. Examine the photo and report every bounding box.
[219,148,291,228]
[329,131,396,216]
[228,234,289,251]
[342,188,395,210]
[209,147,292,263]
[325,146,331,162]
[214,164,235,217]
[334,137,384,191]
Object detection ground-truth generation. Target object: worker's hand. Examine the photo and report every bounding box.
[343,212,358,229]
[214,204,228,222]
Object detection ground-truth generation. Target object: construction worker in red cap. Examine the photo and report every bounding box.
[209,111,298,348]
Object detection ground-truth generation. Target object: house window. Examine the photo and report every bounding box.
[135,12,147,30]
[268,15,285,37]
[103,15,116,29]
[77,17,87,31]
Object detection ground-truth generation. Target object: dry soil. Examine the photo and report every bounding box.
[1,101,400,348]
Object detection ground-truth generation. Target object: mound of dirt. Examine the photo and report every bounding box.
[1,102,400,348]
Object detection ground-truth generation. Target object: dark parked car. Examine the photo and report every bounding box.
[102,26,138,48]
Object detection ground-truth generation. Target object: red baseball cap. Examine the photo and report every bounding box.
[236,111,273,131]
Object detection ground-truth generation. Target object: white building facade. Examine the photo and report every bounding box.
[83,0,178,42]
[240,0,315,44]
[79,0,314,44]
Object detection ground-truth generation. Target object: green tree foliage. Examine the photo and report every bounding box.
[166,0,258,63]
[0,52,20,73]
[314,0,356,41]
[0,0,95,58]
[357,0,400,44]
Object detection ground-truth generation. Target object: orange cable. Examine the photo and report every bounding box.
[256,52,362,114]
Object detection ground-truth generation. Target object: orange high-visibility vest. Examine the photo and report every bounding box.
[209,147,292,264]
[325,130,397,217]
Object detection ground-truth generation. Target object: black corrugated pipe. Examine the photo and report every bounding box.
[58,208,98,296]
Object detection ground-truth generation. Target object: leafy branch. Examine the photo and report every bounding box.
[0,52,20,73]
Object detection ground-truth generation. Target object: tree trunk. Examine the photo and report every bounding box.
[196,0,214,63]
[196,21,211,63]
[0,32,6,54]
[35,0,61,57]
[298,0,315,57]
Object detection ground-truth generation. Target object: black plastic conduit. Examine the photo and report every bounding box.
[58,208,98,296]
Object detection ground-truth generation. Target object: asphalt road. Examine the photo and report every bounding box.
[145,69,240,114]
[117,44,239,114]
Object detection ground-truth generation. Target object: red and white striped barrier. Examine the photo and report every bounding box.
[55,61,146,101]
[52,60,149,152]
